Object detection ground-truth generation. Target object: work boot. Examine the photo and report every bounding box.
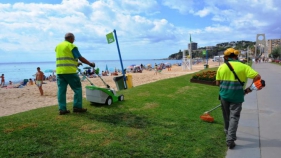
[59,110,70,115]
[227,141,236,149]
[73,108,87,113]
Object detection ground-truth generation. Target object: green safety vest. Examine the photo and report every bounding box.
[55,41,78,74]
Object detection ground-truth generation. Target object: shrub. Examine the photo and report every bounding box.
[192,71,216,81]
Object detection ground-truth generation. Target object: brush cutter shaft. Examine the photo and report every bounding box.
[206,104,221,113]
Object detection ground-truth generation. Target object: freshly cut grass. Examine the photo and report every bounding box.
[0,68,227,158]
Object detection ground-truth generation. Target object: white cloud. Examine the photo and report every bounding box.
[212,15,225,22]
[161,0,194,14]
[194,7,211,17]
[0,0,281,62]
[0,0,185,61]
[205,25,232,33]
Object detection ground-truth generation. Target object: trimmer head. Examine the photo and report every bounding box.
[200,104,221,123]
[200,113,214,123]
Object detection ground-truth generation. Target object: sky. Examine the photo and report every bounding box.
[0,0,281,62]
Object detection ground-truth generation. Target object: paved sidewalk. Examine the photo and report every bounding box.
[226,63,281,158]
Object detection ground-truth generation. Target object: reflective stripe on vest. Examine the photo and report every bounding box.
[55,41,78,74]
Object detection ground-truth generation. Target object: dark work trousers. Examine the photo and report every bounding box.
[220,98,242,143]
[57,74,82,111]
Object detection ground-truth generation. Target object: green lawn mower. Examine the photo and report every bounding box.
[83,68,124,106]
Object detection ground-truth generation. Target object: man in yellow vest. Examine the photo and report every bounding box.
[55,32,95,115]
[216,48,261,149]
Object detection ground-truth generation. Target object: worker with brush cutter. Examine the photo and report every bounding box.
[216,48,264,149]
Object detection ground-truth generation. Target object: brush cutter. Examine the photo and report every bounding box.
[200,104,221,122]
[200,79,265,122]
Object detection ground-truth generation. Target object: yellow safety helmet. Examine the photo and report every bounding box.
[224,48,240,56]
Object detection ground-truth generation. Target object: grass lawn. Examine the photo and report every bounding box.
[0,68,227,158]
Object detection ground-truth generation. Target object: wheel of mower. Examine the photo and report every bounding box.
[105,96,113,106]
[118,95,124,101]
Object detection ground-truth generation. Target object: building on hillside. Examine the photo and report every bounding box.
[216,42,228,47]
[267,39,281,54]
[229,41,236,45]
[188,42,197,50]
[205,46,217,50]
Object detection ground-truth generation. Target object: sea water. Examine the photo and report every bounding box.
[0,59,181,83]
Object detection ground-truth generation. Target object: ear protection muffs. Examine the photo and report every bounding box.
[224,48,240,56]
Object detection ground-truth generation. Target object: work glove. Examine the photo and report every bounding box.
[244,87,252,95]
[89,62,95,68]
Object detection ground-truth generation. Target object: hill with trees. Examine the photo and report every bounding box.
[167,40,256,59]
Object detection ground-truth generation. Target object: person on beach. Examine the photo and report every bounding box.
[52,74,56,81]
[1,74,5,87]
[216,48,261,149]
[28,78,34,86]
[154,64,158,75]
[48,75,53,82]
[55,32,95,115]
[35,67,44,96]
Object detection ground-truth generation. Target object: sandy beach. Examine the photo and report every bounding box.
[0,61,220,117]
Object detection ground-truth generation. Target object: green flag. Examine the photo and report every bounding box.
[190,34,192,43]
[106,32,115,44]
[202,50,206,55]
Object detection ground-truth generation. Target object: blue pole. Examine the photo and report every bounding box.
[113,29,127,89]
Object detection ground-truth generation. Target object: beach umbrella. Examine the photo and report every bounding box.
[83,66,91,69]
[109,68,115,72]
[105,65,108,71]
[44,69,54,73]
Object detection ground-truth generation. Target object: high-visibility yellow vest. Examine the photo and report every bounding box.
[216,60,258,102]
[55,41,78,74]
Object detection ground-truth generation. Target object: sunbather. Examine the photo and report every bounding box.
[28,78,34,86]
[111,70,118,76]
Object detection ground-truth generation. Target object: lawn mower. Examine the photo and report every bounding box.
[80,67,124,106]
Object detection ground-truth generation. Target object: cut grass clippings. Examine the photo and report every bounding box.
[0,67,227,158]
